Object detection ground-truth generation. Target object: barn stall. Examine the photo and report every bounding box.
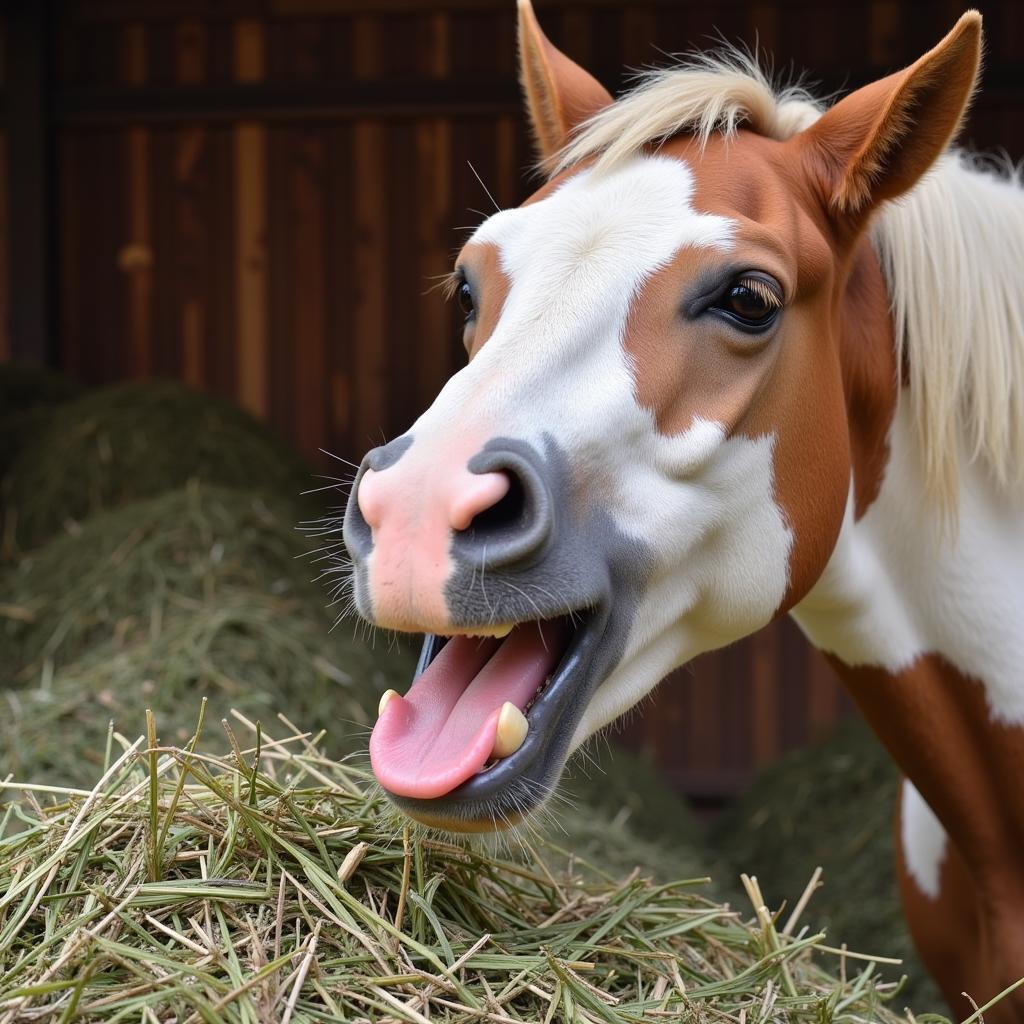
[1,1,1022,1019]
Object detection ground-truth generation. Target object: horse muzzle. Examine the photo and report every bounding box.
[342,433,650,831]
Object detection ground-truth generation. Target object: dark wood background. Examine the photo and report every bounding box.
[2,0,1022,801]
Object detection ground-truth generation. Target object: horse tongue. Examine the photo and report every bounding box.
[369,622,565,800]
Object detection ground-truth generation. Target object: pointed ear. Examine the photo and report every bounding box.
[517,0,613,163]
[800,11,981,224]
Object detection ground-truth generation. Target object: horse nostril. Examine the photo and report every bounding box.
[455,450,553,570]
[356,468,383,529]
[449,471,511,532]
[464,470,527,535]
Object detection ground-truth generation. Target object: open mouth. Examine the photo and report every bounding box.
[369,609,606,830]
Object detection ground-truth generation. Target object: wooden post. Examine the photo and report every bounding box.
[6,0,54,365]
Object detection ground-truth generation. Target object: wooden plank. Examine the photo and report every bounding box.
[175,17,207,84]
[350,119,388,453]
[208,127,236,399]
[123,129,154,376]
[0,133,7,361]
[750,622,781,768]
[267,125,292,436]
[414,116,454,415]
[151,126,182,379]
[326,121,353,460]
[806,646,844,738]
[6,1,54,364]
[119,21,147,85]
[120,21,153,377]
[57,132,81,377]
[290,128,328,457]
[233,18,268,418]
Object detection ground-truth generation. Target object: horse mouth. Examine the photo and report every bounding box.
[369,608,606,831]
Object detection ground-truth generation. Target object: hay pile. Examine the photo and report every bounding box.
[0,483,416,784]
[1,484,341,676]
[0,364,82,525]
[0,712,913,1024]
[711,720,940,1010]
[2,380,315,551]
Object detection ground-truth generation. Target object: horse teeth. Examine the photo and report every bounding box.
[491,702,528,759]
[377,689,400,717]
[492,623,514,638]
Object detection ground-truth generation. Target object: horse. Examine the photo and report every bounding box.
[342,2,1024,1015]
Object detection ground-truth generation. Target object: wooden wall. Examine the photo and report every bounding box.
[4,0,1024,799]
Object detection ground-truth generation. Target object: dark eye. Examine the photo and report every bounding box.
[457,281,476,320]
[710,275,782,331]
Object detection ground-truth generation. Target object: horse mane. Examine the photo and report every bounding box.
[556,51,1024,511]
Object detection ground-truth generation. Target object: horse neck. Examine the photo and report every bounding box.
[791,241,1024,867]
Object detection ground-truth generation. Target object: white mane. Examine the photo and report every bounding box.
[556,52,1024,510]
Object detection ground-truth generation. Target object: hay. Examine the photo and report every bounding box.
[558,746,710,886]
[0,711,917,1024]
[0,483,330,677]
[0,590,414,787]
[710,720,941,1010]
[2,380,316,551]
[0,481,416,784]
[0,364,81,498]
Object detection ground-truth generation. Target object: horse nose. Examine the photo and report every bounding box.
[347,440,554,573]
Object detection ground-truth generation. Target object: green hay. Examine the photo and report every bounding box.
[2,379,316,551]
[710,720,941,1011]
[0,363,82,495]
[0,483,332,678]
[559,745,709,885]
[0,589,414,787]
[0,712,919,1024]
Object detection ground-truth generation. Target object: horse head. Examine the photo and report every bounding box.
[343,1,981,831]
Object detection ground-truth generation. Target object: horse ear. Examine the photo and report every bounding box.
[517,0,613,163]
[800,11,981,224]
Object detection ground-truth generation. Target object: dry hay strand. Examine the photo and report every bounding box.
[0,483,336,679]
[710,719,940,1010]
[0,709,920,1024]
[1,379,316,552]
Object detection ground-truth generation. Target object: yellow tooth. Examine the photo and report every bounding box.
[378,689,400,717]
[492,702,528,759]
[492,623,514,638]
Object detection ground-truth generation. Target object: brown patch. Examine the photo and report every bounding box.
[455,241,511,360]
[623,132,898,609]
[893,797,994,1019]
[623,253,782,438]
[643,133,853,609]
[837,240,897,516]
[836,653,1024,1018]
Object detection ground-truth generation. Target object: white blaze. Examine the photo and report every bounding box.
[407,156,795,751]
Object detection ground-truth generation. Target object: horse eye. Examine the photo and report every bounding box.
[710,275,782,331]
[457,281,476,319]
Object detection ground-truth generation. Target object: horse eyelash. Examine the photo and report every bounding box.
[736,275,784,309]
[441,270,463,301]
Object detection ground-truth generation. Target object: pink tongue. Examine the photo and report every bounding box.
[370,621,565,799]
